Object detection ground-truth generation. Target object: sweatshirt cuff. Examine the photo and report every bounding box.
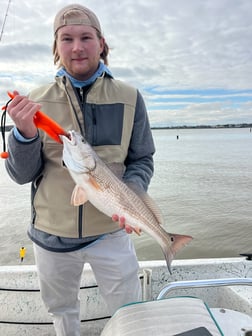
[13,127,38,143]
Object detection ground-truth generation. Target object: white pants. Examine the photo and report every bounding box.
[33,230,142,336]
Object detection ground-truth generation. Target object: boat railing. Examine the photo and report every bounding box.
[157,277,252,300]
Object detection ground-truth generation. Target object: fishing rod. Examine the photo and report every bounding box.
[0,0,11,42]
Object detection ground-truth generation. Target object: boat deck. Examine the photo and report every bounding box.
[0,257,251,335]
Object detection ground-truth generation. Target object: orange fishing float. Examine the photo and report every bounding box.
[0,152,9,159]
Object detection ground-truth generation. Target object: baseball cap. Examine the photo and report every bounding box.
[54,4,101,35]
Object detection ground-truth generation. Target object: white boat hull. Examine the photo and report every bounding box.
[0,257,251,335]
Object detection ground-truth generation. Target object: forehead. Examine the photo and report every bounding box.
[57,24,97,36]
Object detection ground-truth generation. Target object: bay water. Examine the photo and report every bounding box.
[0,128,251,265]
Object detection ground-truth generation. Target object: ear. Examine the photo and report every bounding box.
[99,37,105,54]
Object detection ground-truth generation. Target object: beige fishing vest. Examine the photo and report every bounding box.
[29,75,137,238]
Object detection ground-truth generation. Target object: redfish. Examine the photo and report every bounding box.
[60,131,193,273]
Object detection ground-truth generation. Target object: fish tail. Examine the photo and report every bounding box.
[161,233,193,274]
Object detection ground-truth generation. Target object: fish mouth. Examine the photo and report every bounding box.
[59,131,76,145]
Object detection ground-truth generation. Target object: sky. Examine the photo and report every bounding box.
[0,0,252,127]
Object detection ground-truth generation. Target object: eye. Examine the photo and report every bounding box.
[81,34,93,41]
[60,36,73,42]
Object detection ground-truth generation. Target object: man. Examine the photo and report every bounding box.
[5,4,155,335]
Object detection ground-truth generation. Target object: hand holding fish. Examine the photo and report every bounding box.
[7,91,41,139]
[112,214,140,234]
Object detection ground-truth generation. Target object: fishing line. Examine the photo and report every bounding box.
[1,97,12,158]
[0,0,12,42]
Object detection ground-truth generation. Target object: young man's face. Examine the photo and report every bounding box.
[56,25,104,80]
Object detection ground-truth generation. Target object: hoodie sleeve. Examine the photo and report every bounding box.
[123,90,155,191]
[5,129,44,185]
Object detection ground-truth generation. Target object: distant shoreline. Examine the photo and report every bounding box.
[1,123,252,132]
[151,123,252,130]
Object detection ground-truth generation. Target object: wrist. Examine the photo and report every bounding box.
[14,127,38,142]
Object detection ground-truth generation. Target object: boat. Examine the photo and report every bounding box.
[0,256,252,335]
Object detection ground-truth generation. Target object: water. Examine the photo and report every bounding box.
[0,128,252,265]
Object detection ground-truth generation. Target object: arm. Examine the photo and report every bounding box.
[123,90,155,191]
[5,130,43,184]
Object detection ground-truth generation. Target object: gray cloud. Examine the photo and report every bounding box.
[0,0,251,125]
[0,43,51,61]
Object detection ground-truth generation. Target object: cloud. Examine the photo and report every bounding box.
[0,0,251,126]
[0,43,51,61]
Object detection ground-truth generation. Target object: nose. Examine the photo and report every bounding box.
[72,39,83,52]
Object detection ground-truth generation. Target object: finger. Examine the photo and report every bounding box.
[132,227,142,236]
[125,224,133,234]
[118,216,126,229]
[119,216,125,226]
[13,90,20,96]
[112,214,119,222]
[10,99,41,120]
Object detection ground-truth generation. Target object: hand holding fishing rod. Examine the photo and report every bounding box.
[7,91,41,140]
[1,91,68,158]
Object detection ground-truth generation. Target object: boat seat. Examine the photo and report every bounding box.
[101,296,223,336]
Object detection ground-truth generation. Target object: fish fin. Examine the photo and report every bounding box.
[162,233,193,274]
[126,182,164,225]
[88,176,102,190]
[141,193,164,225]
[71,185,88,206]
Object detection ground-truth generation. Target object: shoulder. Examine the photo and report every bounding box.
[97,76,138,104]
[28,82,61,103]
[106,76,136,92]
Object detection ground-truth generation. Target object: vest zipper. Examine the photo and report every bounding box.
[80,87,84,108]
[78,205,83,238]
[92,104,97,145]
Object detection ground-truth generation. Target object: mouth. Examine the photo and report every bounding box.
[59,131,75,145]
[72,57,87,62]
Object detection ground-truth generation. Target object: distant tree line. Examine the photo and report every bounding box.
[151,123,252,130]
[1,123,252,132]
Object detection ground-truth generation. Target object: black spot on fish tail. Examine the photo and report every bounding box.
[162,233,193,274]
